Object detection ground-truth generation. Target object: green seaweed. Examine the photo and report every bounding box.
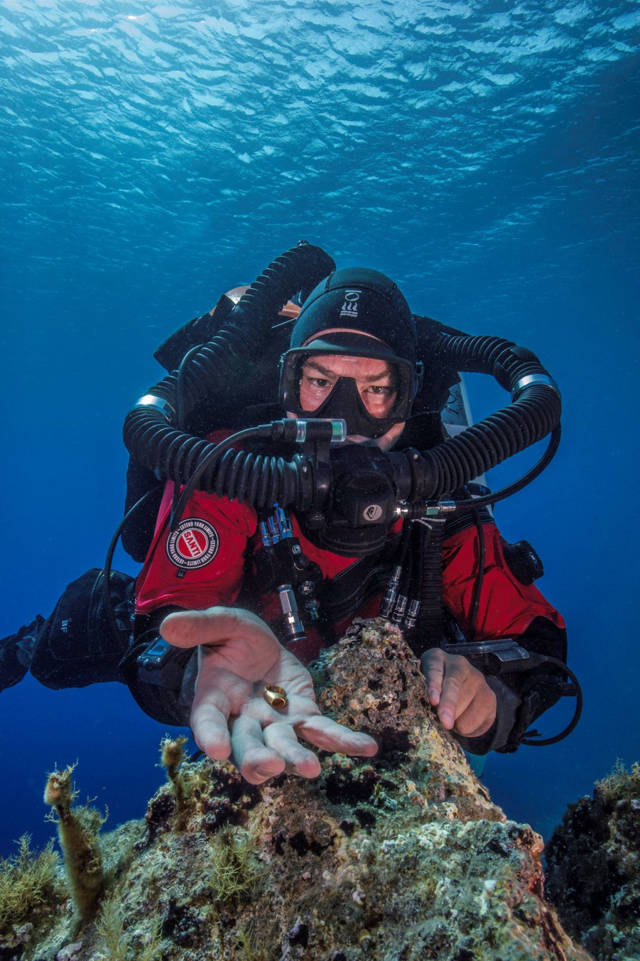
[160,735,188,808]
[44,763,107,922]
[595,759,640,802]
[0,834,62,938]
[208,825,265,904]
[95,892,163,961]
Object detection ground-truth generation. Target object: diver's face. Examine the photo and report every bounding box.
[299,354,397,419]
[297,354,405,450]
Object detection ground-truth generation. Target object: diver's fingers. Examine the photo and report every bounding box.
[451,685,497,738]
[231,714,286,785]
[421,648,446,706]
[263,722,322,779]
[190,696,232,762]
[435,656,469,730]
[421,649,496,734]
[295,715,379,757]
[160,607,280,653]
[422,648,466,729]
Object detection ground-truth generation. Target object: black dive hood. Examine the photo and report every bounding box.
[123,243,561,536]
[279,267,424,438]
[288,266,417,361]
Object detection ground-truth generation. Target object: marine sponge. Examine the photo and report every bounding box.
[44,763,106,923]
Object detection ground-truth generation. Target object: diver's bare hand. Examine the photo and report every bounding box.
[421,648,497,738]
[161,607,378,785]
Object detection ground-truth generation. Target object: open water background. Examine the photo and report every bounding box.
[1,0,639,857]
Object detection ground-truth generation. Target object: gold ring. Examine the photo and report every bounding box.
[263,685,288,711]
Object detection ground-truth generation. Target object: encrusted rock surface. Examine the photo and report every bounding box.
[545,762,640,961]
[2,618,593,961]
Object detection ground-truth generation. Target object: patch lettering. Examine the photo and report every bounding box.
[166,518,220,570]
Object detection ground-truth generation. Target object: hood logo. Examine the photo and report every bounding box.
[339,288,361,319]
[166,518,220,569]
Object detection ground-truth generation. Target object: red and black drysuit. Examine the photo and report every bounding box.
[128,445,567,755]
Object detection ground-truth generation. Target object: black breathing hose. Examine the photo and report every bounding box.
[402,332,561,502]
[123,247,561,515]
[123,241,336,486]
[165,349,558,514]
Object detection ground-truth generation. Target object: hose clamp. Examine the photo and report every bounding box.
[135,394,176,423]
[513,373,560,400]
[294,419,347,444]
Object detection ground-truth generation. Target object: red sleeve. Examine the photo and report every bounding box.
[441,521,565,639]
[135,481,257,615]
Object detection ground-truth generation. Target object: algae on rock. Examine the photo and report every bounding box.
[12,618,593,961]
[0,834,65,953]
[545,761,640,961]
[44,764,107,923]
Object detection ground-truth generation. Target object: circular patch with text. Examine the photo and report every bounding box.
[166,518,220,569]
[363,503,383,522]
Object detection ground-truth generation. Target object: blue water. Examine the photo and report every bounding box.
[1,0,639,857]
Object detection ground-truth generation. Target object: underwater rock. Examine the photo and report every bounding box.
[3,618,592,961]
[545,762,640,961]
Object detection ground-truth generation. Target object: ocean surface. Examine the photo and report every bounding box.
[1,0,639,857]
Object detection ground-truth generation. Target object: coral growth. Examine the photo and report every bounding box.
[545,760,640,960]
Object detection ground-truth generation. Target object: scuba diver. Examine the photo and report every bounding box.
[0,242,579,785]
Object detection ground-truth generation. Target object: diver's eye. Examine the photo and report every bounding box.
[365,384,394,396]
[308,376,332,390]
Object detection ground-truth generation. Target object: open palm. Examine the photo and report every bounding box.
[161,607,378,784]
